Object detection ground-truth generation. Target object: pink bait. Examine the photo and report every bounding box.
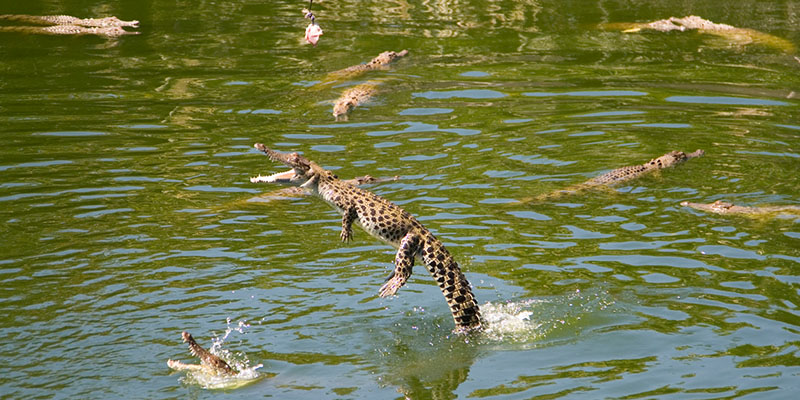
[305,23,323,46]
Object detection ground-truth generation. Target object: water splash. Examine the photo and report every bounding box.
[480,289,615,343]
[480,298,547,341]
[175,319,264,390]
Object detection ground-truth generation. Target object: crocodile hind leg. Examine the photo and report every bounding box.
[379,233,419,297]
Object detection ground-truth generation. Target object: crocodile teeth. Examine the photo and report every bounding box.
[250,170,296,184]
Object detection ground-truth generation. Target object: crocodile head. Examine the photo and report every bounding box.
[647,149,704,169]
[680,200,735,214]
[369,50,409,67]
[251,143,335,191]
[96,16,140,28]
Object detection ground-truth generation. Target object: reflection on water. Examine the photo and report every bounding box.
[1,0,800,398]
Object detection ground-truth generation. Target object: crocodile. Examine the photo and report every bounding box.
[250,144,482,333]
[531,149,705,201]
[0,25,138,37]
[0,14,139,27]
[603,15,795,53]
[249,174,400,203]
[680,200,800,218]
[320,50,409,85]
[0,14,139,37]
[167,331,235,376]
[332,82,380,120]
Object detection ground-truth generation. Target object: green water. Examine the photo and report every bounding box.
[2,0,800,398]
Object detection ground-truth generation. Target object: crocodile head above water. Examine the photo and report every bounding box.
[680,200,800,218]
[680,200,738,214]
[646,149,705,169]
[250,144,329,189]
[332,82,379,120]
[367,50,409,68]
[167,331,235,376]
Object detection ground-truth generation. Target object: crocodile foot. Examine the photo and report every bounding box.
[379,273,406,297]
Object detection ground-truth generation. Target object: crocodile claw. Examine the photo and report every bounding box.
[379,273,406,297]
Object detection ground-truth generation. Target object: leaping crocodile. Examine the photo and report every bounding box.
[681,200,800,218]
[167,331,235,376]
[530,149,704,201]
[250,144,482,333]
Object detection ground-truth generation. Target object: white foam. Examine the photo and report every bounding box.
[480,299,549,342]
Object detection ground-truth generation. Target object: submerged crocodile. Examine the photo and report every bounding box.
[167,331,235,376]
[320,50,408,85]
[604,15,795,53]
[681,200,800,218]
[250,144,482,333]
[532,149,705,201]
[332,82,380,120]
[0,14,139,37]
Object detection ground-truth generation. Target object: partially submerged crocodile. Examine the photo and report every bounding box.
[604,15,795,53]
[250,144,482,333]
[332,82,380,120]
[681,200,800,218]
[532,149,705,201]
[0,14,139,27]
[320,50,408,85]
[0,25,138,37]
[167,331,235,376]
[0,14,139,37]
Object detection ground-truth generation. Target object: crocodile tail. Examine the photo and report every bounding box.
[0,15,51,25]
[420,239,482,333]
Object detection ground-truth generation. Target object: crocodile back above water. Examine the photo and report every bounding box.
[319,50,409,86]
[585,149,704,186]
[0,14,139,27]
[528,149,704,202]
[0,25,137,37]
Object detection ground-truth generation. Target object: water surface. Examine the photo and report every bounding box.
[1,0,799,398]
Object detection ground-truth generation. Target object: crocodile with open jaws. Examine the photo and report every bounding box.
[680,200,800,218]
[531,149,705,201]
[319,50,409,86]
[250,144,482,334]
[167,331,235,376]
[247,174,400,204]
[0,14,139,37]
